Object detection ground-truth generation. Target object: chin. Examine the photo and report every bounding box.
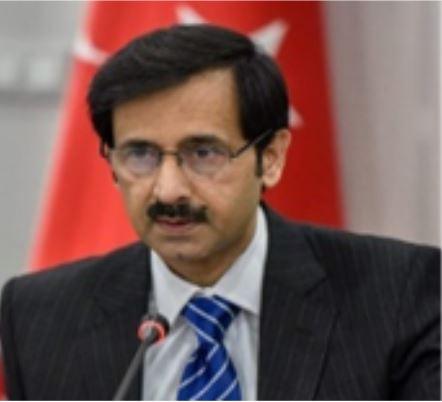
[157,244,211,263]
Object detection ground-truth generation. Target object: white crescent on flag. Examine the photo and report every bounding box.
[73,29,108,66]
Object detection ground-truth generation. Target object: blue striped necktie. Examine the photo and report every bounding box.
[177,295,242,400]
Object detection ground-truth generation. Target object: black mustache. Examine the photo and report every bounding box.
[147,202,208,223]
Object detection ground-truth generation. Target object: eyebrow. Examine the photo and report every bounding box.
[117,133,227,149]
[178,134,226,147]
[117,139,158,149]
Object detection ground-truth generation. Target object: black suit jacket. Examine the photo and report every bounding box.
[1,209,440,400]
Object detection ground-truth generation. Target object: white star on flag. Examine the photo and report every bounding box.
[176,5,302,128]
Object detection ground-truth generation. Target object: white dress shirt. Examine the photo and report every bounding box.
[142,207,268,400]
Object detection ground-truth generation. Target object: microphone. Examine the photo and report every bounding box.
[113,314,169,400]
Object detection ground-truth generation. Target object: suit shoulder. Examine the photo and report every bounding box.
[300,223,439,270]
[266,207,439,273]
[288,221,440,307]
[1,242,147,310]
[267,208,439,290]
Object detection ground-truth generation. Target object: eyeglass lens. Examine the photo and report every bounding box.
[112,140,232,178]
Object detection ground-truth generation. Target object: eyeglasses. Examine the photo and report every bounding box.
[105,129,273,180]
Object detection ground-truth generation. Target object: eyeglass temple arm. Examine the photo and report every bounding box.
[231,129,274,158]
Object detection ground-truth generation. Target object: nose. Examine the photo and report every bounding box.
[152,154,192,204]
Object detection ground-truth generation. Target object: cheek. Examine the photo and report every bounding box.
[200,165,262,222]
[119,181,154,227]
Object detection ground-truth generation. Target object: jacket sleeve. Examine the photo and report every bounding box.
[1,278,26,400]
[391,246,440,400]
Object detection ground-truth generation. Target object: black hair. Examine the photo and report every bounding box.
[88,24,289,158]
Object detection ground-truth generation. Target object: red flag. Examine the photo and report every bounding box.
[29,1,343,270]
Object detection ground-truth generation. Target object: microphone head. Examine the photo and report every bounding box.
[137,313,170,343]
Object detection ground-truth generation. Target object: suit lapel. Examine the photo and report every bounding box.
[77,243,150,400]
[258,210,338,400]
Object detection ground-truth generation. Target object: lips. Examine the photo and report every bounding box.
[154,218,199,234]
[156,218,193,225]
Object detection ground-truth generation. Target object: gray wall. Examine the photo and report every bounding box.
[324,2,439,244]
[0,2,85,284]
[0,2,439,289]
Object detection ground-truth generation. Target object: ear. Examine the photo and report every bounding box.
[102,144,120,186]
[261,128,291,188]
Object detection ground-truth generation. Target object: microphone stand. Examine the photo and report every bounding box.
[113,313,169,401]
[113,329,158,400]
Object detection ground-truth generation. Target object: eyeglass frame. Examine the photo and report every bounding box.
[100,128,274,178]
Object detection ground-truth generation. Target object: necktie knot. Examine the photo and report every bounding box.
[181,295,239,345]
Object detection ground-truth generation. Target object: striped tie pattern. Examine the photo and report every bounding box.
[177,295,242,400]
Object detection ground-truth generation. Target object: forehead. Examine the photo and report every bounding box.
[112,68,243,146]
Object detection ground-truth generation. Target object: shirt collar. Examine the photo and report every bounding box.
[150,206,268,326]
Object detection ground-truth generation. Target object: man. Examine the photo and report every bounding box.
[1,24,440,400]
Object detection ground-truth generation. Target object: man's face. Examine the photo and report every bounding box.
[111,68,289,281]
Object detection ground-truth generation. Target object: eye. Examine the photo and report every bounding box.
[124,145,158,160]
[119,144,160,175]
[191,144,225,159]
[195,145,214,158]
[181,142,229,175]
